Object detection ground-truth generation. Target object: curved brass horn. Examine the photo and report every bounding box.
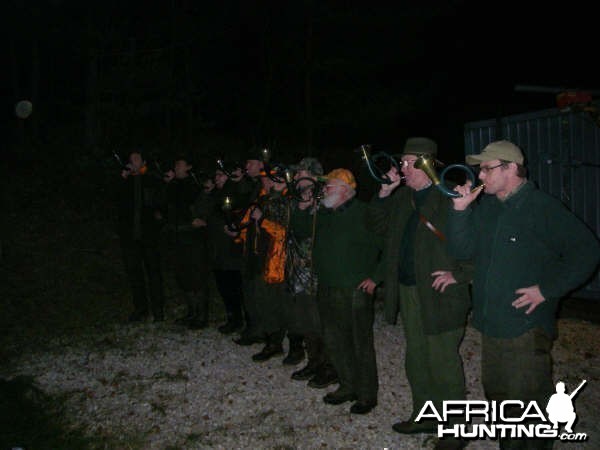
[289,176,325,203]
[414,155,480,198]
[357,144,402,185]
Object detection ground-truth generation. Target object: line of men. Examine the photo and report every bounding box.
[116,138,599,450]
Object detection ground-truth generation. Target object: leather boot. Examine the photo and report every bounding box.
[176,292,196,325]
[252,343,284,362]
[218,312,243,334]
[308,363,339,388]
[252,333,284,362]
[295,335,326,379]
[128,309,148,322]
[291,360,319,381]
[233,334,264,346]
[175,305,195,325]
[282,334,305,365]
[188,292,208,330]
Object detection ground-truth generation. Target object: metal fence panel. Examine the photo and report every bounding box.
[464,107,600,300]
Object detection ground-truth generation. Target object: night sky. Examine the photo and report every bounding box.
[5,0,598,166]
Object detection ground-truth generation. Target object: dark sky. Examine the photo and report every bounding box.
[5,0,598,164]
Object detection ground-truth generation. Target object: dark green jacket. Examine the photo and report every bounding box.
[291,198,383,288]
[205,187,244,271]
[165,177,203,244]
[446,181,600,339]
[116,171,165,243]
[368,186,473,332]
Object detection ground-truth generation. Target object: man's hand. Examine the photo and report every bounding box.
[451,180,482,211]
[378,167,403,198]
[357,278,377,295]
[223,225,239,237]
[121,169,130,179]
[431,270,457,293]
[512,285,545,314]
[192,218,207,228]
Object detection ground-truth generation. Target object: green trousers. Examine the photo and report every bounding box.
[398,285,466,420]
[317,286,378,403]
[482,328,554,450]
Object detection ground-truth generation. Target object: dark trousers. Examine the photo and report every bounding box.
[317,286,378,403]
[242,275,285,343]
[288,292,329,368]
[398,285,466,420]
[482,328,554,450]
[173,242,209,292]
[214,269,244,324]
[120,238,165,318]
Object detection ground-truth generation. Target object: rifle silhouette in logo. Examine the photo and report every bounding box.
[546,379,587,433]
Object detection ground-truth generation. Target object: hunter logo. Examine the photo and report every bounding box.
[546,380,586,434]
[415,380,588,442]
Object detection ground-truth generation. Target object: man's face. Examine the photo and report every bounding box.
[401,154,430,191]
[230,167,243,180]
[174,160,192,179]
[214,170,228,188]
[128,152,144,172]
[294,169,312,181]
[321,179,347,209]
[245,159,263,178]
[293,170,314,201]
[260,176,275,192]
[203,178,215,193]
[477,159,510,195]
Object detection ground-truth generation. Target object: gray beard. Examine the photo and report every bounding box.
[320,193,341,209]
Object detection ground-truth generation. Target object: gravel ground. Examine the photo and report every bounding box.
[3,302,599,450]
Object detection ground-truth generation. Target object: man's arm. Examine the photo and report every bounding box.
[446,182,482,260]
[365,168,402,236]
[537,202,600,301]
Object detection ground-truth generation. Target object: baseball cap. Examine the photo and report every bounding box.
[466,140,524,165]
[323,168,357,189]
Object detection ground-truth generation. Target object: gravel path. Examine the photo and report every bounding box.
[3,303,599,449]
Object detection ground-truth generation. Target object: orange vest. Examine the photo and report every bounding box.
[237,188,287,284]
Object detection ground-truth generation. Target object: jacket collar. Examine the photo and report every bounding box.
[502,180,534,208]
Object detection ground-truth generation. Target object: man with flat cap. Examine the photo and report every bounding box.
[448,140,600,450]
[368,137,472,449]
[291,167,383,414]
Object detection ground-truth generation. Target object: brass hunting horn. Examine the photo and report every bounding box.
[414,155,483,197]
[357,144,403,185]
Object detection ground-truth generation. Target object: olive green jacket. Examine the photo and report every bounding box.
[368,186,473,333]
